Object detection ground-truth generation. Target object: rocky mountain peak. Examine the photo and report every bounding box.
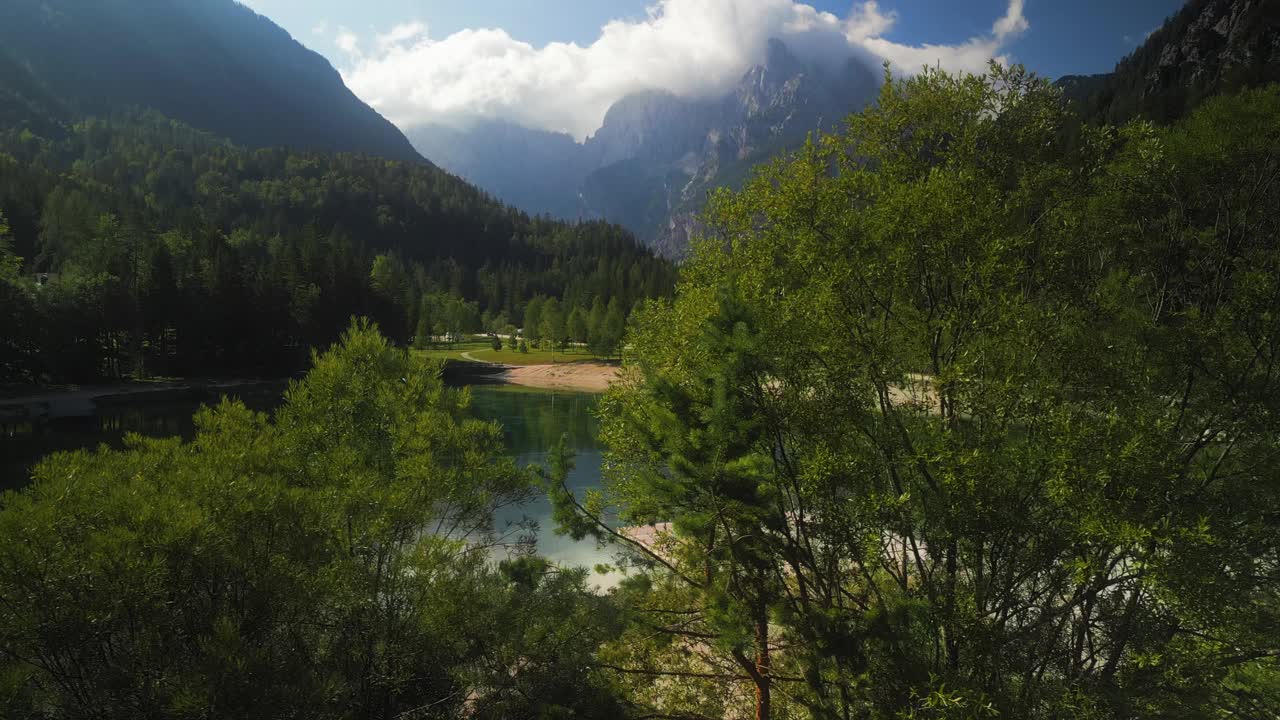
[734,38,809,117]
[588,90,717,167]
[409,38,879,257]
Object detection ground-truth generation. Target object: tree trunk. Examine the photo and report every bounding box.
[755,608,771,720]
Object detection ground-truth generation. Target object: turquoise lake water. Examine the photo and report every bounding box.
[1,382,611,570]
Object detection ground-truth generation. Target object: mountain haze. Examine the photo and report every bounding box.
[0,0,422,161]
[410,40,878,256]
[410,120,589,221]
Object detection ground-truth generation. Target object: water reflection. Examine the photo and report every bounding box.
[1,383,611,572]
[1,388,282,492]
[467,386,609,572]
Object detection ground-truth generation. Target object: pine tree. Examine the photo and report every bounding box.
[587,297,606,355]
[524,296,544,347]
[567,306,588,348]
[539,297,564,351]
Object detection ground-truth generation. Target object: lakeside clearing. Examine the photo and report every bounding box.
[416,340,612,365]
[0,343,618,417]
[417,341,620,393]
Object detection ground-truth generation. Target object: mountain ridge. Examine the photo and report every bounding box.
[414,0,1280,258]
[0,0,423,162]
[409,39,878,256]
[1058,0,1279,123]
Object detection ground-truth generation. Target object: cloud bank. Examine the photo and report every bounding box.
[340,0,1028,141]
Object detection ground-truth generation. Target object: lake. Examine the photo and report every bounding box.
[0,382,612,572]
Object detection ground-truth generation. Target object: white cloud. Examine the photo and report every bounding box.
[376,21,428,51]
[992,0,1028,41]
[845,1,895,41]
[335,27,361,57]
[312,20,329,36]
[341,0,1030,141]
[864,0,1027,75]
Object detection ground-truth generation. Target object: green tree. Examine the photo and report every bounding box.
[0,320,625,718]
[370,253,412,340]
[548,69,1280,719]
[598,298,626,358]
[587,297,607,354]
[539,296,565,351]
[0,210,18,279]
[0,112,676,384]
[0,210,32,380]
[524,296,544,347]
[567,305,589,347]
[486,310,508,338]
[413,296,434,349]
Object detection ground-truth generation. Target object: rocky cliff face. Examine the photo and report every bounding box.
[586,90,720,169]
[626,41,875,256]
[409,39,877,256]
[1061,0,1279,123]
[1158,0,1277,80]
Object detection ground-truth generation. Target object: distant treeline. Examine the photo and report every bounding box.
[0,112,675,383]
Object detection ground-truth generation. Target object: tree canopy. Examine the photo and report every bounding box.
[545,67,1280,719]
[0,112,674,382]
[4,58,1280,720]
[0,321,625,718]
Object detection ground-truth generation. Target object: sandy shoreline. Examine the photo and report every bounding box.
[498,362,619,393]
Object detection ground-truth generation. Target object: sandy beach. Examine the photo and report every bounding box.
[499,362,619,393]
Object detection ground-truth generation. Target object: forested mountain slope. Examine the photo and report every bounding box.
[0,0,422,161]
[0,112,673,383]
[0,0,675,385]
[1058,0,1279,123]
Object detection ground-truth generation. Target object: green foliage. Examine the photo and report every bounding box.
[0,320,624,718]
[552,67,1280,719]
[0,112,675,383]
[587,297,626,358]
[568,306,589,345]
[898,680,1000,720]
[524,295,545,346]
[6,35,1280,720]
[0,209,18,278]
[540,297,567,351]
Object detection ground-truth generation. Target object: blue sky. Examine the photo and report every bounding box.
[245,0,1184,78]
[236,0,1187,138]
